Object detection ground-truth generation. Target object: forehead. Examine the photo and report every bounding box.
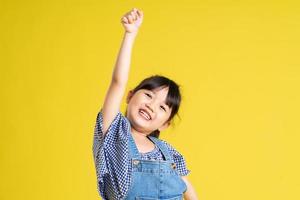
[152,86,169,93]
[143,86,169,95]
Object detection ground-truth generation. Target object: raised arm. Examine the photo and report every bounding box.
[101,8,143,135]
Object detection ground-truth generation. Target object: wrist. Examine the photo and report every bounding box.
[124,31,138,37]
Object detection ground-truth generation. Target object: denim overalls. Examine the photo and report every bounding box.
[124,133,187,200]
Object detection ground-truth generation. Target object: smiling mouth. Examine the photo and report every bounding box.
[139,109,152,121]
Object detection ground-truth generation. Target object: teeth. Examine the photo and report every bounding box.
[139,109,151,120]
[141,110,150,120]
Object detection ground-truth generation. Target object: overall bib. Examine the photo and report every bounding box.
[125,133,187,200]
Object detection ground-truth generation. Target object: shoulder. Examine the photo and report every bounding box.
[158,138,191,176]
[159,139,183,157]
[95,108,131,143]
[97,108,129,126]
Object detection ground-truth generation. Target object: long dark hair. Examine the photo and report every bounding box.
[125,75,182,138]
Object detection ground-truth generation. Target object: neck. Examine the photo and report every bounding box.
[130,126,150,140]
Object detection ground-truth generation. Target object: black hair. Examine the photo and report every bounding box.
[125,75,182,138]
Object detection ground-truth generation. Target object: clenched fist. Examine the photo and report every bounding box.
[121,8,143,34]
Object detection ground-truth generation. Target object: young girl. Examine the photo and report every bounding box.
[93,8,198,200]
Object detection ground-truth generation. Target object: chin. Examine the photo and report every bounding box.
[129,113,152,132]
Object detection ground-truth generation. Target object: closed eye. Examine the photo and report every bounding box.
[160,105,166,111]
[145,93,152,98]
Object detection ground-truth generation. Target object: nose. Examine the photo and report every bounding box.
[145,103,154,113]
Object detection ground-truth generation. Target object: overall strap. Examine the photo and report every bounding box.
[128,132,141,159]
[148,136,173,162]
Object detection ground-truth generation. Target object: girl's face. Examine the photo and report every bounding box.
[126,86,172,134]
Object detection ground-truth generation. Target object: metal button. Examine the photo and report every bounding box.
[171,163,176,169]
[133,160,140,165]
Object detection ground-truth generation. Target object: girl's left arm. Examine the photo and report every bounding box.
[181,176,199,200]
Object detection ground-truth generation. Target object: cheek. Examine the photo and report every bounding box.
[157,112,169,121]
[128,98,142,110]
[163,111,172,121]
[134,96,147,105]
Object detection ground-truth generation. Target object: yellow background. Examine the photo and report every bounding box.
[1,0,299,200]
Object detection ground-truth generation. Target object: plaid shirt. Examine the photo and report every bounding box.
[92,109,190,200]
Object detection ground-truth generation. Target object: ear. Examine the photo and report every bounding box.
[126,90,134,104]
[158,121,171,132]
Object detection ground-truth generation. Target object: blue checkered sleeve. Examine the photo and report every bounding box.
[92,109,132,200]
[161,140,191,176]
